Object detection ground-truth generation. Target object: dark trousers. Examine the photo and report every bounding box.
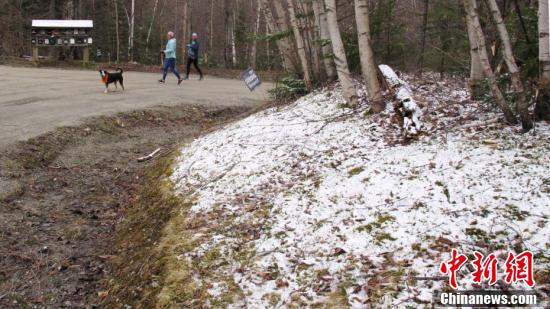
[186,58,203,77]
[162,58,181,80]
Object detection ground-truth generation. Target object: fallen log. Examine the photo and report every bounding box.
[378,64,423,136]
[137,147,161,163]
[461,117,501,129]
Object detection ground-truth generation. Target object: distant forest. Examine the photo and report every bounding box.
[0,0,537,74]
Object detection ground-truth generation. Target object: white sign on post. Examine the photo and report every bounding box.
[241,68,262,92]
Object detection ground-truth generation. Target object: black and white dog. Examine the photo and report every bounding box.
[99,68,124,93]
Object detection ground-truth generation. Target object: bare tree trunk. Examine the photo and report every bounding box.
[145,0,160,59]
[417,0,429,76]
[207,0,214,65]
[312,0,336,80]
[487,0,532,131]
[355,0,384,112]
[250,0,261,68]
[231,5,237,67]
[466,6,484,100]
[224,0,229,68]
[114,0,120,63]
[302,1,321,78]
[464,0,517,124]
[182,0,190,57]
[287,0,313,91]
[536,0,550,120]
[128,0,135,62]
[325,0,358,106]
[270,0,298,72]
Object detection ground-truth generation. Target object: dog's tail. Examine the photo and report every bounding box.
[116,68,124,73]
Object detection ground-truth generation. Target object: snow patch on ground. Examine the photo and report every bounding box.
[170,79,550,307]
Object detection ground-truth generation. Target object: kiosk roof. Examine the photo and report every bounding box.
[32,20,93,28]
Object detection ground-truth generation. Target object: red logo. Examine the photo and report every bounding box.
[439,249,468,289]
[505,251,535,287]
[439,250,535,289]
[471,251,498,286]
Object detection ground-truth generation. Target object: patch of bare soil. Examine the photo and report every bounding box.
[0,103,257,308]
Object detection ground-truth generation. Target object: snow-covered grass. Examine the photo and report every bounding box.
[166,76,550,307]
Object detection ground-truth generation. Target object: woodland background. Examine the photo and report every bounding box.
[0,0,539,75]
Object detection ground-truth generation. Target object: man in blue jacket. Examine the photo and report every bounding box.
[159,31,183,85]
[184,33,203,80]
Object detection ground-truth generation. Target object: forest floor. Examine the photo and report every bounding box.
[0,100,266,307]
[158,74,549,307]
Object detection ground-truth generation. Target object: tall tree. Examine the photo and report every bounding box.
[127,0,135,62]
[464,0,517,124]
[250,0,261,68]
[325,0,358,106]
[145,0,160,58]
[312,0,336,80]
[272,0,298,72]
[287,0,313,91]
[418,0,429,75]
[355,0,384,112]
[466,4,484,100]
[113,0,120,63]
[182,0,190,57]
[536,0,550,120]
[486,0,532,131]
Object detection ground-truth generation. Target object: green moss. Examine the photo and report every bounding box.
[502,204,530,221]
[356,223,374,233]
[348,166,365,176]
[375,232,397,244]
[356,213,396,236]
[465,227,488,240]
[411,201,426,210]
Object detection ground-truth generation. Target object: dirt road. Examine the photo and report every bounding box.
[0,104,259,308]
[0,65,270,146]
[0,66,272,307]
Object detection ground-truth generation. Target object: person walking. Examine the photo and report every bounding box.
[184,33,203,80]
[159,31,183,85]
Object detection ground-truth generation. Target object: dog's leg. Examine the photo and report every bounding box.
[120,78,124,91]
[104,85,108,94]
[114,81,118,89]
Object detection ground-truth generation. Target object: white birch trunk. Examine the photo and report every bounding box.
[251,0,261,68]
[325,0,358,106]
[355,0,384,112]
[273,0,299,72]
[128,0,135,62]
[487,0,532,130]
[312,0,336,80]
[466,7,484,100]
[539,0,550,79]
[145,0,160,47]
[536,0,550,120]
[288,0,313,91]
[302,1,321,77]
[464,0,517,124]
[232,11,237,67]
